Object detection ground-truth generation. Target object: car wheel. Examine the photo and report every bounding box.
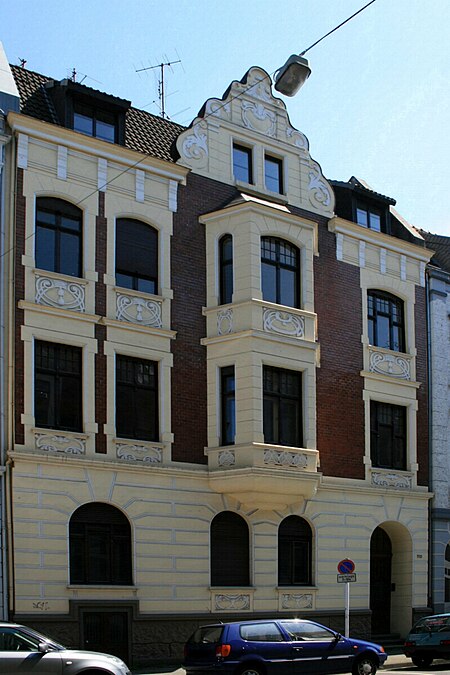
[352,655,378,675]
[411,654,433,668]
[237,665,265,675]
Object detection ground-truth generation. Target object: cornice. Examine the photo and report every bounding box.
[7,111,188,183]
[329,216,433,262]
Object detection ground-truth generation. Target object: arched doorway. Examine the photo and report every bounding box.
[370,526,392,634]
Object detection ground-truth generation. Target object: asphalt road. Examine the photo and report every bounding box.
[131,659,450,675]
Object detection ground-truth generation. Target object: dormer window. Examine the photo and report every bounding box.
[233,143,253,184]
[73,102,116,143]
[44,79,130,146]
[356,204,381,232]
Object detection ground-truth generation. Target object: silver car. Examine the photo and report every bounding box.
[0,621,131,674]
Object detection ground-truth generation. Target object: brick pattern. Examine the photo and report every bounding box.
[415,285,429,485]
[14,169,26,445]
[314,223,365,479]
[171,173,237,463]
[95,192,107,453]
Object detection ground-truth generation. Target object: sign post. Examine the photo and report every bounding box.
[337,559,356,637]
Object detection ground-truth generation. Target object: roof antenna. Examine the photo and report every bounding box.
[136,59,181,119]
[71,68,77,82]
[19,58,27,68]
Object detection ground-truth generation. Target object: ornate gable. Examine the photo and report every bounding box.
[176,66,334,216]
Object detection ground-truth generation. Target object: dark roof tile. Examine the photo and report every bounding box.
[421,231,450,273]
[11,64,184,162]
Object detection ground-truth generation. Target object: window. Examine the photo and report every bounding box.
[279,620,334,640]
[278,516,312,586]
[239,623,284,642]
[219,234,233,305]
[69,503,132,585]
[263,366,302,448]
[445,544,450,603]
[116,355,158,441]
[368,291,405,352]
[221,366,235,446]
[233,143,253,184]
[265,154,283,193]
[356,205,381,232]
[73,101,116,142]
[35,197,82,277]
[370,401,406,470]
[35,340,82,432]
[210,512,249,586]
[116,218,158,294]
[261,237,300,308]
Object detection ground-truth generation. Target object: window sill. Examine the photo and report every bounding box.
[67,584,136,589]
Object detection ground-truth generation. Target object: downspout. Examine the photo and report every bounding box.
[425,266,433,611]
[0,110,10,619]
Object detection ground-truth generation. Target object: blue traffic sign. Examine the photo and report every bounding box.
[337,558,355,574]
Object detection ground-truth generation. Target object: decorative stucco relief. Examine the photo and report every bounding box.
[263,308,305,338]
[116,294,162,327]
[35,432,86,455]
[218,449,235,467]
[281,593,313,610]
[117,443,162,464]
[35,275,85,312]
[241,101,276,137]
[180,121,208,169]
[214,594,251,611]
[264,448,308,469]
[369,348,411,380]
[371,471,412,489]
[205,98,231,120]
[307,160,333,211]
[286,125,309,151]
[217,308,233,335]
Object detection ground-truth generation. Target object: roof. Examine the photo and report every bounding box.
[10,65,185,162]
[421,231,450,273]
[331,175,396,205]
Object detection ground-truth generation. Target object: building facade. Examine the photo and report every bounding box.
[422,232,450,614]
[0,42,20,621]
[3,53,433,666]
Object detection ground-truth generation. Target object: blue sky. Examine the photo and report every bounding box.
[1,0,449,235]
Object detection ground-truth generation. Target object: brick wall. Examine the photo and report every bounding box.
[171,173,236,463]
[314,223,365,479]
[14,168,25,445]
[95,192,107,453]
[415,284,429,485]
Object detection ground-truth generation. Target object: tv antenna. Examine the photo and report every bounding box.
[136,59,181,119]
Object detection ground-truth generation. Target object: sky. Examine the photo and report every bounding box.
[1,0,449,236]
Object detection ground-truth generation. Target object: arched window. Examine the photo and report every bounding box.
[116,218,158,294]
[219,234,233,305]
[210,512,249,586]
[261,237,300,308]
[35,197,82,277]
[69,503,132,585]
[368,290,405,352]
[278,516,312,586]
[445,543,450,603]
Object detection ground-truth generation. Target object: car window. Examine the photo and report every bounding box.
[0,627,41,652]
[280,621,335,641]
[189,625,224,644]
[413,616,450,634]
[240,623,284,642]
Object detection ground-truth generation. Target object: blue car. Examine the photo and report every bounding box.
[404,612,450,668]
[183,618,387,675]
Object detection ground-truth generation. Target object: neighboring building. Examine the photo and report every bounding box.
[0,42,20,621]
[2,50,433,667]
[421,232,450,614]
